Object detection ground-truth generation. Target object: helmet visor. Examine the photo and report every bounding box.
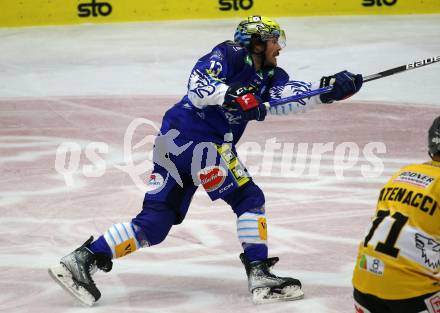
[261,29,286,48]
[277,29,286,48]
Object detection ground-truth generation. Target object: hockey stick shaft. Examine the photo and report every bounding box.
[265,55,440,109]
[363,55,440,82]
[264,85,333,109]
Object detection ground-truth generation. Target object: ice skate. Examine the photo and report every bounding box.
[240,253,304,304]
[48,236,112,306]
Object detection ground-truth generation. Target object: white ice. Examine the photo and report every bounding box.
[1,14,440,313]
[1,15,440,105]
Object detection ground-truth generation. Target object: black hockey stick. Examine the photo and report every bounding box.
[265,55,440,108]
[363,55,440,82]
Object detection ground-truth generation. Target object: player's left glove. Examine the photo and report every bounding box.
[223,85,267,122]
[319,70,363,103]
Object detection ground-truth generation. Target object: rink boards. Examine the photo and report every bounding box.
[1,0,440,27]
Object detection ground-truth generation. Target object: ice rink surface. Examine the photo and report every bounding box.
[1,14,440,313]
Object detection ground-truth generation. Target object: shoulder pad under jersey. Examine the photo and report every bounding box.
[213,41,248,59]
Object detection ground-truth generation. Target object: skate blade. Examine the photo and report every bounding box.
[252,285,304,304]
[48,264,95,307]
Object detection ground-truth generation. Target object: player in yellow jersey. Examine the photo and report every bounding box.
[352,116,440,313]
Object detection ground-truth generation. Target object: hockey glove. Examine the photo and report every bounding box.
[223,85,267,122]
[319,70,363,103]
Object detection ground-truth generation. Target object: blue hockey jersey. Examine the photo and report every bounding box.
[159,40,321,145]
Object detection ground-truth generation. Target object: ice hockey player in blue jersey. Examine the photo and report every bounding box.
[49,16,363,305]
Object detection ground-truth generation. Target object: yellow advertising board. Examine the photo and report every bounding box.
[1,0,439,27]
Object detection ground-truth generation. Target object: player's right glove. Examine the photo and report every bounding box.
[223,85,267,122]
[319,70,363,103]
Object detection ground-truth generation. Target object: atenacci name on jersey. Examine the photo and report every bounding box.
[378,187,438,216]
